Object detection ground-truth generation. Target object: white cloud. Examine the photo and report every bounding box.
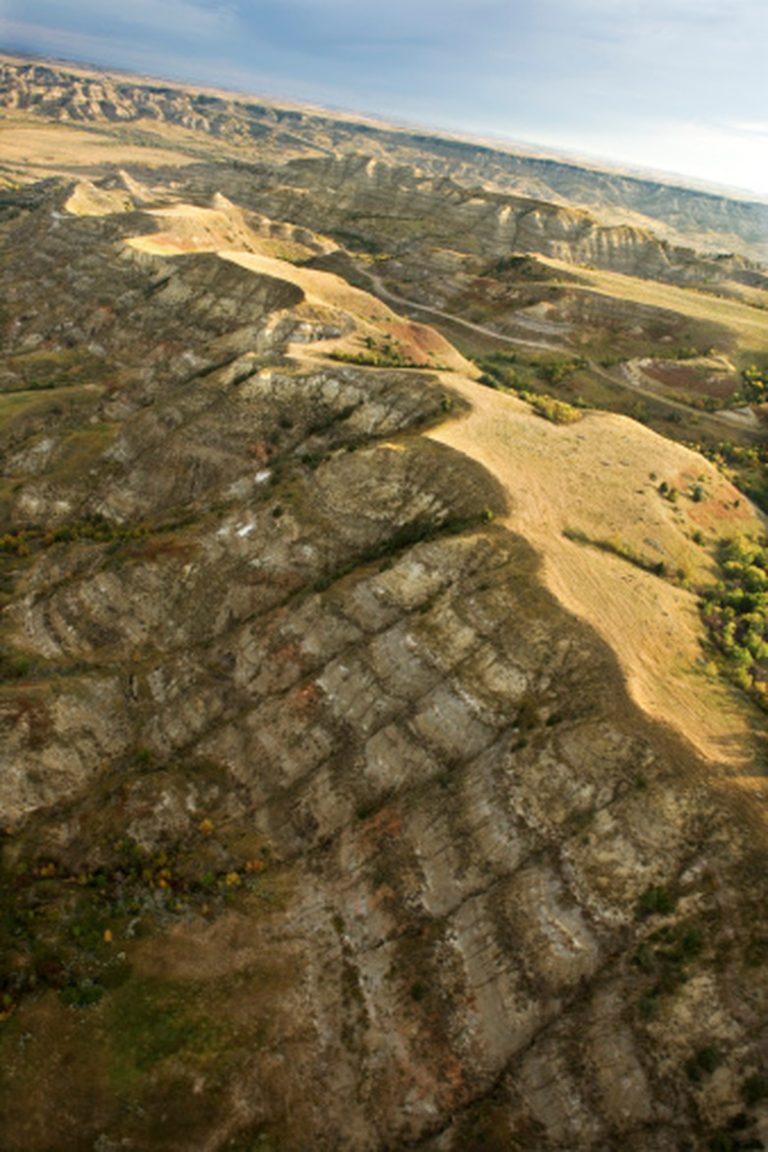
[725,121,768,139]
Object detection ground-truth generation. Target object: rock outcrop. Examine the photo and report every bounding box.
[2,56,766,269]
[0,171,767,1152]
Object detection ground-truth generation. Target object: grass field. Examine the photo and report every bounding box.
[429,368,767,769]
[537,256,768,357]
[0,118,197,183]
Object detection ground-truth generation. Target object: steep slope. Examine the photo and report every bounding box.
[383,134,768,264]
[113,184,767,765]
[134,158,766,388]
[428,376,764,766]
[1,175,768,1152]
[180,154,762,289]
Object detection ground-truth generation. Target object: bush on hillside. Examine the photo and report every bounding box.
[700,535,768,709]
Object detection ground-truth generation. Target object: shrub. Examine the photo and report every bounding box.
[699,535,768,710]
[527,394,582,425]
[61,980,105,1008]
[744,1075,768,1106]
[638,885,676,919]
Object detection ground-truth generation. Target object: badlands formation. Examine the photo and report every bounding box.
[0,56,767,1151]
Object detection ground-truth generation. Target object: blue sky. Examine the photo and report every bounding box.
[2,0,767,195]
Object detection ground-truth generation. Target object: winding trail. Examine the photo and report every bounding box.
[591,360,765,441]
[118,192,765,771]
[364,270,568,353]
[366,270,766,442]
[281,256,765,769]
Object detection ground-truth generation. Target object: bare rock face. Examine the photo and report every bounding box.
[215,153,758,288]
[0,181,767,1152]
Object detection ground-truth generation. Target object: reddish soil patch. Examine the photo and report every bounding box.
[123,538,198,563]
[644,361,737,401]
[681,478,755,532]
[291,681,320,718]
[362,803,402,848]
[390,319,449,361]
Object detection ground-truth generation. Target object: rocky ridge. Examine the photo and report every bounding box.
[0,171,766,1152]
[2,56,767,271]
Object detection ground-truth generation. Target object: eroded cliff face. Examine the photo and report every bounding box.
[185,154,757,289]
[1,182,767,1152]
[3,56,767,265]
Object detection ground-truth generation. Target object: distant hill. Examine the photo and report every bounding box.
[1,53,767,264]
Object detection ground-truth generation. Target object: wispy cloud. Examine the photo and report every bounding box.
[724,120,768,139]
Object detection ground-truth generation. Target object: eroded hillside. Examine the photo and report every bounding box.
[4,55,768,470]
[2,54,768,262]
[0,163,767,1152]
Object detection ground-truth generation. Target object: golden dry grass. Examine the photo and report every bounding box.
[538,255,768,352]
[225,249,470,370]
[429,371,766,768]
[0,120,196,179]
[125,201,316,263]
[121,197,471,371]
[65,181,134,216]
[103,192,768,769]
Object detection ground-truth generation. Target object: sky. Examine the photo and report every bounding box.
[2,0,767,196]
